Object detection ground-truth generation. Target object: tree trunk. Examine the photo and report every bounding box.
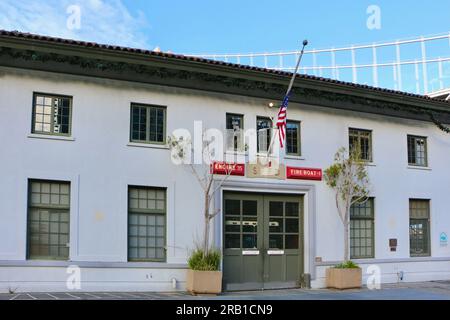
[203,193,210,255]
[344,220,350,262]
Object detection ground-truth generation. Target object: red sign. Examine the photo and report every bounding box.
[286,166,322,181]
[211,162,245,176]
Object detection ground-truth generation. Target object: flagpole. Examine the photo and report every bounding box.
[266,40,308,159]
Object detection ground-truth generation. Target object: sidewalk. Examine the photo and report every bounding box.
[1,281,450,300]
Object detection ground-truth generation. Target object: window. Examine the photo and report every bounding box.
[128,187,166,261]
[27,180,70,260]
[32,93,72,135]
[224,199,258,249]
[286,120,301,156]
[226,113,244,152]
[257,117,272,153]
[408,135,427,166]
[350,198,375,259]
[130,104,166,144]
[409,199,430,257]
[349,128,372,161]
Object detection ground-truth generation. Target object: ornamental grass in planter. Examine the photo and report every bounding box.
[326,261,362,290]
[186,248,222,294]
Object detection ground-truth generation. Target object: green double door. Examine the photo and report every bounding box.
[223,192,304,291]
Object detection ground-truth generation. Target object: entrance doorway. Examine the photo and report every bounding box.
[223,192,304,290]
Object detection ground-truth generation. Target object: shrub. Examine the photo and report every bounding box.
[188,248,221,271]
[334,260,360,269]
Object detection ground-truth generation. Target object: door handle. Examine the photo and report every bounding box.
[267,250,284,255]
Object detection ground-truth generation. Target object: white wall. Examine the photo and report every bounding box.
[0,67,449,292]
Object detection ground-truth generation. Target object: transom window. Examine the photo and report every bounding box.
[407,135,427,167]
[286,120,301,156]
[409,199,430,257]
[32,93,72,135]
[350,198,375,259]
[130,104,166,144]
[128,186,166,261]
[28,180,70,260]
[256,117,272,153]
[349,128,372,161]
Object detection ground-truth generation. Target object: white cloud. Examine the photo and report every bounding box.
[0,0,151,49]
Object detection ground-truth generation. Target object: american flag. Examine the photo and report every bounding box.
[276,91,290,148]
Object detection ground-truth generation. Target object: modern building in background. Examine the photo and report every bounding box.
[0,31,450,292]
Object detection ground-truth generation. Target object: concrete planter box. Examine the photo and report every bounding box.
[326,267,362,289]
[186,269,222,294]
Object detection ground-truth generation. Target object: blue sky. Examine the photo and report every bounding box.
[0,0,448,53]
[130,0,450,54]
[0,0,449,93]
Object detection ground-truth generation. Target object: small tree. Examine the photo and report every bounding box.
[168,133,232,261]
[324,146,370,262]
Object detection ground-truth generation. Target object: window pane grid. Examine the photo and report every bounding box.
[131,104,165,143]
[257,117,272,153]
[286,121,300,156]
[30,181,70,207]
[269,201,300,250]
[28,180,70,260]
[408,135,427,166]
[224,199,242,249]
[33,95,71,135]
[349,128,372,161]
[131,106,147,141]
[350,198,374,259]
[128,187,166,261]
[226,114,244,151]
[409,199,430,256]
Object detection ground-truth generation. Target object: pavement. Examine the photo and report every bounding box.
[1,281,450,300]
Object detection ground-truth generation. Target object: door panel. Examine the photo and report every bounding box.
[223,193,264,290]
[263,196,303,289]
[223,192,304,291]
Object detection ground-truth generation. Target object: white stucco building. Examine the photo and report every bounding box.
[1,30,450,292]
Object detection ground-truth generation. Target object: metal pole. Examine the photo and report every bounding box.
[421,37,428,94]
[393,64,398,90]
[372,44,378,87]
[415,60,420,94]
[331,48,336,79]
[351,46,357,83]
[286,41,308,94]
[312,49,317,76]
[395,41,402,91]
[266,40,308,159]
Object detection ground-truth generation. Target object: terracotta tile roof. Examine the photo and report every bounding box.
[0,29,449,104]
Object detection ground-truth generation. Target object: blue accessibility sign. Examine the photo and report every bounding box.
[440,232,448,246]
